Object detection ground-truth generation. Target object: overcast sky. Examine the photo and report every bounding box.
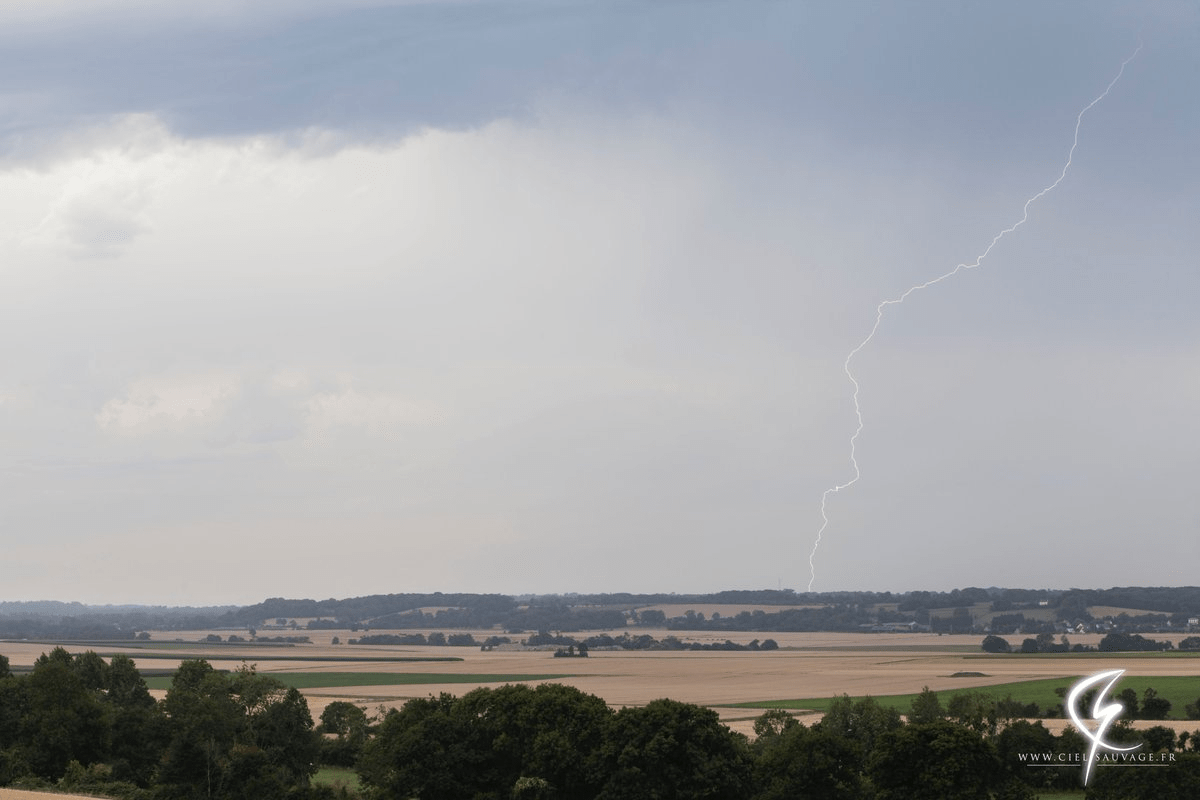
[1,1,1196,605]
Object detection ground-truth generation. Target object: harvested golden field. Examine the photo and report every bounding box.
[6,630,1198,739]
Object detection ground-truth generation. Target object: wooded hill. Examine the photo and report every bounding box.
[3,586,1200,640]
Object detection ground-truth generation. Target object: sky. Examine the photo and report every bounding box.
[0,1,1196,606]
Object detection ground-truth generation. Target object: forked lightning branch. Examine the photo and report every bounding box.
[806,43,1142,591]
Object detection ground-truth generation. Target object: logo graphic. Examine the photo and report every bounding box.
[1067,669,1142,785]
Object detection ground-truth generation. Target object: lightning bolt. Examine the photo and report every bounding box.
[807,42,1141,592]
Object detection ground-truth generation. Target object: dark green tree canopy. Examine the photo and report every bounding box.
[870,720,999,800]
[597,698,752,800]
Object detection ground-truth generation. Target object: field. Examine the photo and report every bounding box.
[4,629,1199,738]
[314,766,361,792]
[729,674,1200,715]
[142,671,576,690]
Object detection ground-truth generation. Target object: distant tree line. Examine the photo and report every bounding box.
[523,630,779,651]
[346,630,779,652]
[1057,587,1200,614]
[228,593,519,629]
[665,605,874,632]
[6,586,1200,640]
[982,632,1177,655]
[0,616,144,641]
[351,633,491,647]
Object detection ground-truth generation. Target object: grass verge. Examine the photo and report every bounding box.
[314,765,361,791]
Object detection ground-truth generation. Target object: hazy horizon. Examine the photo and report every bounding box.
[6,582,1200,612]
[2,1,1196,606]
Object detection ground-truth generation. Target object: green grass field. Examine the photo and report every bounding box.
[313,766,361,791]
[144,671,576,690]
[965,651,1200,660]
[729,675,1200,719]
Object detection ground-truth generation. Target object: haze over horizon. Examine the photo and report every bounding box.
[1,1,1197,606]
[5,583,1197,613]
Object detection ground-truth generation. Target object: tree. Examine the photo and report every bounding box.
[994,720,1057,790]
[869,721,999,800]
[71,650,109,692]
[1117,687,1140,718]
[638,609,666,626]
[994,694,1040,724]
[817,694,903,757]
[105,653,165,785]
[752,709,798,739]
[0,671,30,781]
[1053,724,1093,789]
[598,698,752,800]
[158,660,244,799]
[245,685,318,790]
[751,721,864,800]
[461,683,612,799]
[981,635,1011,653]
[1143,725,1176,753]
[946,691,998,735]
[16,652,110,779]
[360,684,614,800]
[908,686,945,724]
[157,660,316,800]
[1099,632,1171,652]
[1087,752,1200,799]
[358,694,478,800]
[1141,687,1172,720]
[318,701,369,767]
[993,779,1037,800]
[512,776,554,800]
[319,701,368,737]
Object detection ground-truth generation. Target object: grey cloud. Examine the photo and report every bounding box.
[1,1,1179,155]
[0,1,1196,603]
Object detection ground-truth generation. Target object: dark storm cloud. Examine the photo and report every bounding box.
[0,1,1163,148]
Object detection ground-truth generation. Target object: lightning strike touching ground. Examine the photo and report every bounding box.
[806,43,1142,592]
